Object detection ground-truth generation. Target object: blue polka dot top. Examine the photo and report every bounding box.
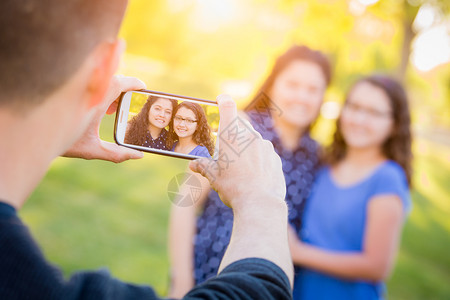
[142,128,168,150]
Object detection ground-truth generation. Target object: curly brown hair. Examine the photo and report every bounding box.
[171,101,214,156]
[124,96,177,149]
[327,75,413,186]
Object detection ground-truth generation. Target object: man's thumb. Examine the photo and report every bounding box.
[189,158,217,183]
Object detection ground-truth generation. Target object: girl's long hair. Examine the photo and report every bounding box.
[171,101,214,156]
[327,75,413,186]
[124,96,177,149]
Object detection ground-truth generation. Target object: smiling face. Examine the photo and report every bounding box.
[173,106,198,139]
[340,81,394,150]
[269,59,327,129]
[148,98,173,129]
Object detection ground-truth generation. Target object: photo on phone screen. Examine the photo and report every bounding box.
[115,90,219,160]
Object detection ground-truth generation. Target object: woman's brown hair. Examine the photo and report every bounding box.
[124,96,177,149]
[327,75,413,186]
[245,45,332,114]
[171,101,214,156]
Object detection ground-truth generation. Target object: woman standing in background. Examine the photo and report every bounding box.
[290,75,412,300]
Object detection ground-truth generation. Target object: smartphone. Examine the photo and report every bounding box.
[115,90,219,160]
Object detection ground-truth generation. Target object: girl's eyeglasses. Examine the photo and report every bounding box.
[174,116,198,124]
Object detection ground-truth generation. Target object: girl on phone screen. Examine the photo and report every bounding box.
[125,96,177,150]
[170,101,214,158]
[290,75,412,300]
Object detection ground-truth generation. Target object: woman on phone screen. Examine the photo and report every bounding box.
[125,96,177,150]
[168,45,332,298]
[171,101,214,158]
[290,75,412,300]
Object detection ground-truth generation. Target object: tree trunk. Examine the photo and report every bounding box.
[397,1,419,82]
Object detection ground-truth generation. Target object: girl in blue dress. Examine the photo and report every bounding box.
[168,45,332,298]
[170,101,214,158]
[289,75,412,300]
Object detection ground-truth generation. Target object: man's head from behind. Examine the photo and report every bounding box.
[0,0,128,110]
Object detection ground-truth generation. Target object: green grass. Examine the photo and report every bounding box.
[20,115,450,298]
[387,139,450,300]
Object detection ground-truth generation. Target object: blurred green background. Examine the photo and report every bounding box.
[21,0,449,298]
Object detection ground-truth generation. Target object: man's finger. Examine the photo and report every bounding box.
[114,75,146,94]
[101,141,144,162]
[106,101,118,115]
[240,117,262,139]
[189,158,217,183]
[216,94,237,134]
[104,76,146,114]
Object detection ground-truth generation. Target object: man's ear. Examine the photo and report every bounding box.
[85,39,125,109]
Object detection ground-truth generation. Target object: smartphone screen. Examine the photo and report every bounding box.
[115,90,219,160]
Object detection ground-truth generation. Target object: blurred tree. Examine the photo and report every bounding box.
[396,0,449,81]
[119,0,449,124]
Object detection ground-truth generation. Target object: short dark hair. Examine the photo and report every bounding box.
[0,0,128,109]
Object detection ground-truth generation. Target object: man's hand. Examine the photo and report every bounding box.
[189,94,286,211]
[188,94,293,286]
[63,75,145,163]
